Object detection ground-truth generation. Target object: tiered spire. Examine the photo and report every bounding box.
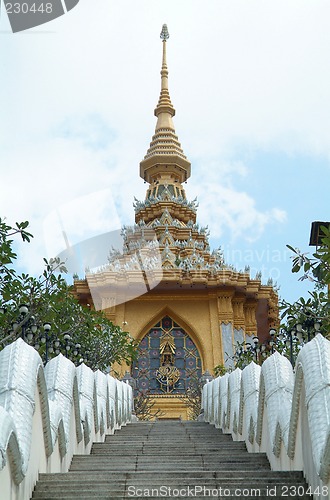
[140,24,191,184]
[73,25,279,343]
[134,26,209,269]
[154,24,175,130]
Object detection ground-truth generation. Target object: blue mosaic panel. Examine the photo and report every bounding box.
[132,316,202,395]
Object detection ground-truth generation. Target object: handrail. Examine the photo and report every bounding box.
[0,338,133,500]
[203,334,330,500]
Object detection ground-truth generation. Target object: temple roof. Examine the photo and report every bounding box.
[72,26,279,330]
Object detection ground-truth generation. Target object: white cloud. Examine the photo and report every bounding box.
[2,0,330,156]
[189,161,287,241]
[43,189,121,257]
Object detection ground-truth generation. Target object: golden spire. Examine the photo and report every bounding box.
[154,24,175,130]
[140,25,191,184]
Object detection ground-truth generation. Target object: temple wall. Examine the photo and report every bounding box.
[111,293,219,373]
[105,288,269,375]
[75,278,277,379]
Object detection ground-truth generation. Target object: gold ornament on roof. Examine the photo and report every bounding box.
[159,332,175,354]
[160,24,169,40]
[156,365,180,393]
[157,330,180,392]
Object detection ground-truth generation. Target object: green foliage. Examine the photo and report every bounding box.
[232,342,259,368]
[284,225,330,335]
[287,224,330,287]
[280,292,329,333]
[0,218,138,371]
[0,218,33,295]
[222,226,330,371]
[213,364,229,377]
[178,376,202,420]
[225,341,268,369]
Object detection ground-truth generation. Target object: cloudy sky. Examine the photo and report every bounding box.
[0,0,329,304]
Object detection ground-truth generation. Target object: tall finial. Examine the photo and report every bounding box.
[139,24,191,184]
[160,24,169,41]
[160,24,169,79]
[153,24,175,128]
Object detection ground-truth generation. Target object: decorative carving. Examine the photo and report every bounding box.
[133,192,198,214]
[159,332,175,354]
[159,209,174,226]
[156,365,181,393]
[160,24,169,41]
[133,317,201,396]
[244,300,258,335]
[217,292,234,323]
[232,296,246,330]
[157,329,180,392]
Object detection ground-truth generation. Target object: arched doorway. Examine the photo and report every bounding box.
[132,316,202,401]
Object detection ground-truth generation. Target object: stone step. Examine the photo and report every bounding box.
[33,479,310,490]
[32,497,313,500]
[31,421,312,500]
[89,451,266,457]
[97,441,247,446]
[32,490,313,500]
[32,496,308,500]
[105,443,249,449]
[38,470,307,481]
[90,451,258,457]
[74,450,269,458]
[92,446,248,451]
[90,440,247,446]
[69,464,273,470]
[70,456,270,463]
[71,456,271,464]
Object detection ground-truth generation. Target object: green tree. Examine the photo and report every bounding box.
[282,224,330,335]
[213,364,229,377]
[219,227,330,371]
[0,218,138,371]
[178,376,202,420]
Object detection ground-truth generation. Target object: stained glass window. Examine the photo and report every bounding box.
[132,316,202,395]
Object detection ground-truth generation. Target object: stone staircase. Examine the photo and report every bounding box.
[31,421,312,499]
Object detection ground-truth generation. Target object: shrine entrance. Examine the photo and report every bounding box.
[132,316,202,419]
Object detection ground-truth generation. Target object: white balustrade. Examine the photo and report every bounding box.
[202,334,330,499]
[3,334,330,499]
[0,338,133,500]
